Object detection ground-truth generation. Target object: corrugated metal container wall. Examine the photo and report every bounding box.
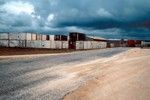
[62,41,68,49]
[18,40,26,47]
[26,33,32,40]
[9,40,19,47]
[41,41,50,48]
[87,41,92,49]
[50,41,56,49]
[31,34,37,40]
[46,35,50,40]
[54,35,61,41]
[31,40,42,48]
[26,40,42,48]
[69,32,86,41]
[92,41,97,49]
[36,34,42,40]
[9,40,26,47]
[9,33,19,40]
[55,41,62,49]
[0,40,8,47]
[18,33,26,40]
[42,35,47,41]
[26,40,32,48]
[83,41,88,49]
[50,35,55,41]
[76,41,84,50]
[0,33,8,40]
[102,42,107,48]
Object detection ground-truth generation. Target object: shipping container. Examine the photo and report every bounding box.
[9,33,19,40]
[55,41,62,49]
[0,33,8,40]
[42,35,47,41]
[141,41,150,47]
[46,35,50,40]
[50,35,55,41]
[27,40,42,48]
[62,41,68,49]
[18,33,26,40]
[69,32,86,41]
[0,40,9,47]
[50,41,56,49]
[36,34,42,40]
[26,33,32,40]
[31,33,37,40]
[76,41,84,50]
[83,41,88,49]
[127,40,136,47]
[69,41,76,49]
[9,40,19,47]
[41,41,50,48]
[54,35,68,41]
[9,40,25,47]
[84,41,93,49]
[135,40,141,47]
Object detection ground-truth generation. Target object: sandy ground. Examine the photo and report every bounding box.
[64,48,150,100]
[0,48,150,100]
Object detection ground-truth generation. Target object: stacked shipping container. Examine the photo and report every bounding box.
[0,33,69,49]
[0,32,108,50]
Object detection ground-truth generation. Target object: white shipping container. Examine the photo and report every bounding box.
[26,33,32,40]
[33,40,42,48]
[84,41,89,49]
[0,40,8,47]
[9,33,19,40]
[87,41,92,49]
[0,33,8,40]
[76,41,84,50]
[42,35,47,41]
[41,41,50,48]
[27,40,42,48]
[18,40,26,47]
[102,42,107,48]
[62,41,68,49]
[55,41,62,49]
[18,33,26,40]
[93,41,97,49]
[50,41,56,49]
[9,40,19,47]
[9,40,26,47]
[50,35,55,41]
[31,34,37,40]
[26,40,32,48]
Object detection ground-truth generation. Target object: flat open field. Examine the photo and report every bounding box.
[0,48,150,100]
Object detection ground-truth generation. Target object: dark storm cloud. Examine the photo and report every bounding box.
[0,0,150,39]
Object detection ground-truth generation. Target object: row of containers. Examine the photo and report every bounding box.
[0,33,68,49]
[1,32,148,49]
[0,32,107,49]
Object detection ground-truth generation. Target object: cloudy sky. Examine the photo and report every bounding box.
[0,0,150,39]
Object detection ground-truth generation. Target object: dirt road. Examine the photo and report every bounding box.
[0,48,150,100]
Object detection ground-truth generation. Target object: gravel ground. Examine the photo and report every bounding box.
[0,48,129,100]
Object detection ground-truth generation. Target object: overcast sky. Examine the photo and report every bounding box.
[0,0,150,39]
